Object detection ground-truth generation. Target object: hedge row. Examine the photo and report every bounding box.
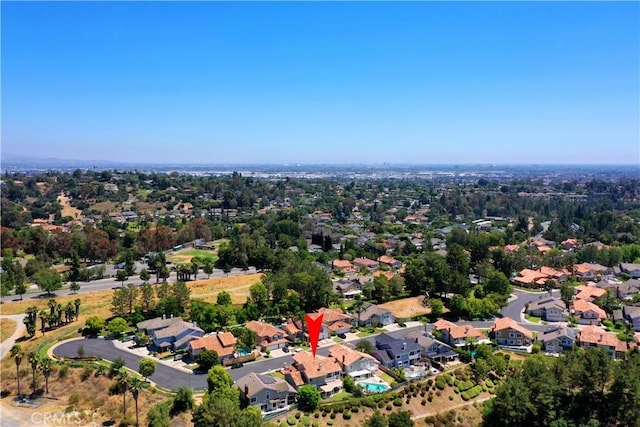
[457,380,475,392]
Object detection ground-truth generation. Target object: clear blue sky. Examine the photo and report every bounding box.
[2,1,639,165]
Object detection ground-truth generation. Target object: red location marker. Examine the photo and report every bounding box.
[305,312,324,358]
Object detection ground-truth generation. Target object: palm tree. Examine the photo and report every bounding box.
[27,351,38,394]
[129,377,142,426]
[39,356,52,394]
[10,345,24,396]
[47,298,57,316]
[352,296,365,326]
[74,298,81,321]
[56,305,63,326]
[117,370,130,416]
[39,310,47,335]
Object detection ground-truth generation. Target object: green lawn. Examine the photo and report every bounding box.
[356,327,386,337]
[325,391,354,401]
[268,371,286,379]
[380,372,395,385]
[525,314,542,323]
[332,336,344,343]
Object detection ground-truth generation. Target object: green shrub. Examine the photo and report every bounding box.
[427,379,433,386]
[352,406,359,413]
[343,411,352,420]
[454,387,460,394]
[58,365,69,378]
[393,398,402,407]
[421,399,426,406]
[458,380,474,392]
[449,395,454,401]
[330,413,336,419]
[327,421,334,426]
[485,380,495,388]
[386,404,392,411]
[461,385,483,401]
[314,412,319,419]
[378,402,385,409]
[287,416,296,426]
[295,412,301,419]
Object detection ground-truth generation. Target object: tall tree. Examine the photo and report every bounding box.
[10,345,24,396]
[130,377,142,427]
[34,269,63,295]
[28,351,39,394]
[39,356,52,394]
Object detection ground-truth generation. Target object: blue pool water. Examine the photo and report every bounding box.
[359,382,390,393]
[237,347,251,356]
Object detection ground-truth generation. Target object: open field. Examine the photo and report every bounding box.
[90,201,118,213]
[188,273,263,304]
[379,296,433,319]
[0,318,17,343]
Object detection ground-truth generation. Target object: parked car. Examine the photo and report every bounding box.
[337,333,347,339]
[282,346,290,353]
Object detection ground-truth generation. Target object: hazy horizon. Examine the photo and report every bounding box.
[2,2,639,165]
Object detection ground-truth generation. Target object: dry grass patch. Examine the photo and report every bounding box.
[90,201,118,213]
[0,318,18,343]
[190,273,263,304]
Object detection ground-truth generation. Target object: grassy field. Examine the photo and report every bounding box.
[168,248,218,265]
[0,318,17,343]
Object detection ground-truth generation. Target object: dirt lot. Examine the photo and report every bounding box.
[188,273,263,304]
[378,296,432,319]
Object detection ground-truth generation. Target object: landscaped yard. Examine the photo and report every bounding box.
[525,313,541,323]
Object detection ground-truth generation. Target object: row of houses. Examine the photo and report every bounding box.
[514,263,640,289]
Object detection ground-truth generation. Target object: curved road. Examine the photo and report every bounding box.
[52,288,555,391]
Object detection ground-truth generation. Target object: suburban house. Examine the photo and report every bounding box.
[513,267,570,288]
[137,317,204,351]
[571,299,607,325]
[332,279,362,299]
[513,269,549,287]
[574,286,607,302]
[282,351,343,398]
[526,297,569,322]
[620,263,640,278]
[574,263,608,281]
[432,319,486,347]
[245,320,288,351]
[332,259,355,273]
[188,332,237,362]
[356,302,394,327]
[237,372,297,414]
[491,317,533,348]
[405,331,459,365]
[622,305,640,332]
[578,325,628,359]
[603,280,640,300]
[377,255,402,269]
[371,333,422,368]
[537,326,576,354]
[313,308,357,340]
[561,239,580,251]
[353,257,379,272]
[280,320,304,342]
[329,344,379,381]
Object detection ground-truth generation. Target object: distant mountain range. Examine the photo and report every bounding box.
[1,153,135,167]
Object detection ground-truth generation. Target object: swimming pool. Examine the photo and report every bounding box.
[237,347,251,356]
[359,382,390,393]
